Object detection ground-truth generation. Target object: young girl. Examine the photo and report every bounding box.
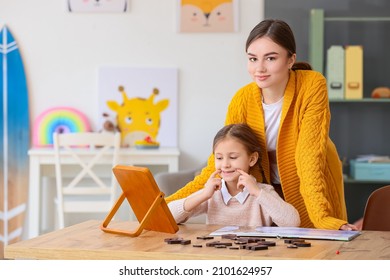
[168,123,300,227]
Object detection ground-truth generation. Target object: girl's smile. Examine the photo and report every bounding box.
[220,169,238,179]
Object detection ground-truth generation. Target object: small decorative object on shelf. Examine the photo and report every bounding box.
[371,87,390,98]
[135,136,160,149]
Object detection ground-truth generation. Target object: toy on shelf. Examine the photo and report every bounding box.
[33,107,91,147]
[371,87,390,98]
[100,112,118,134]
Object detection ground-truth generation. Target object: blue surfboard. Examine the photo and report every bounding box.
[0,26,29,253]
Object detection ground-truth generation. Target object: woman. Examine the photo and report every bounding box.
[166,19,357,231]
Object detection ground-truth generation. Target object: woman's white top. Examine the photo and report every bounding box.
[262,97,283,184]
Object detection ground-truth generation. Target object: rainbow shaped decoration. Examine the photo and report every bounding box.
[33,107,91,146]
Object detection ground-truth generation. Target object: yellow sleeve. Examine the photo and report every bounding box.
[224,87,247,125]
[295,73,347,229]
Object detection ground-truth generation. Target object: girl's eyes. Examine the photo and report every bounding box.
[249,57,257,62]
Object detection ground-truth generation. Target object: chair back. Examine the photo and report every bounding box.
[53,132,121,229]
[362,185,390,231]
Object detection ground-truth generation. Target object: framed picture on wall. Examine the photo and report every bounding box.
[177,0,239,32]
[67,0,129,13]
[98,66,178,148]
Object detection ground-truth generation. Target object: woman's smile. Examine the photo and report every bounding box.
[256,74,270,81]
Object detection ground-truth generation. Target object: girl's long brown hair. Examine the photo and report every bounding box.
[213,123,268,184]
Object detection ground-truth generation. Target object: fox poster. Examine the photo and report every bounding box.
[178,0,239,32]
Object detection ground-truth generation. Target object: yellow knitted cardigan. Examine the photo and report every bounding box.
[166,70,348,230]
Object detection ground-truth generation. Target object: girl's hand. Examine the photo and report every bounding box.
[236,169,260,197]
[203,169,222,199]
[183,170,221,212]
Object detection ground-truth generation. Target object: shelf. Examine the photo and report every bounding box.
[325,17,390,22]
[329,98,390,103]
[309,9,390,73]
[344,177,390,184]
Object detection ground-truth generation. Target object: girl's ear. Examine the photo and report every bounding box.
[249,152,259,167]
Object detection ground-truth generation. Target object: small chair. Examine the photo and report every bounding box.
[154,166,203,197]
[154,164,206,224]
[361,185,390,231]
[53,132,121,229]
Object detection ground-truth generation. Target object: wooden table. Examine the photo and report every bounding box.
[27,147,180,238]
[5,220,390,260]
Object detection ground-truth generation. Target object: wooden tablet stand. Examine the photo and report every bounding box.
[100,165,179,237]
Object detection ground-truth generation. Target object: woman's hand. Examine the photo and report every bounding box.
[236,169,260,197]
[352,218,363,231]
[339,223,359,231]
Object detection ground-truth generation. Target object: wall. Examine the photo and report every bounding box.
[0,0,264,170]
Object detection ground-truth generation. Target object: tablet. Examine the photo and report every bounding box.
[101,165,179,237]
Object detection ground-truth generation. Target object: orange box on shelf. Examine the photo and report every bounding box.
[345,45,363,99]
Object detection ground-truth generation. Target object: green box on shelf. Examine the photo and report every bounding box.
[350,160,390,181]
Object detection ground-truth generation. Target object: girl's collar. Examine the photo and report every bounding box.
[220,179,250,205]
